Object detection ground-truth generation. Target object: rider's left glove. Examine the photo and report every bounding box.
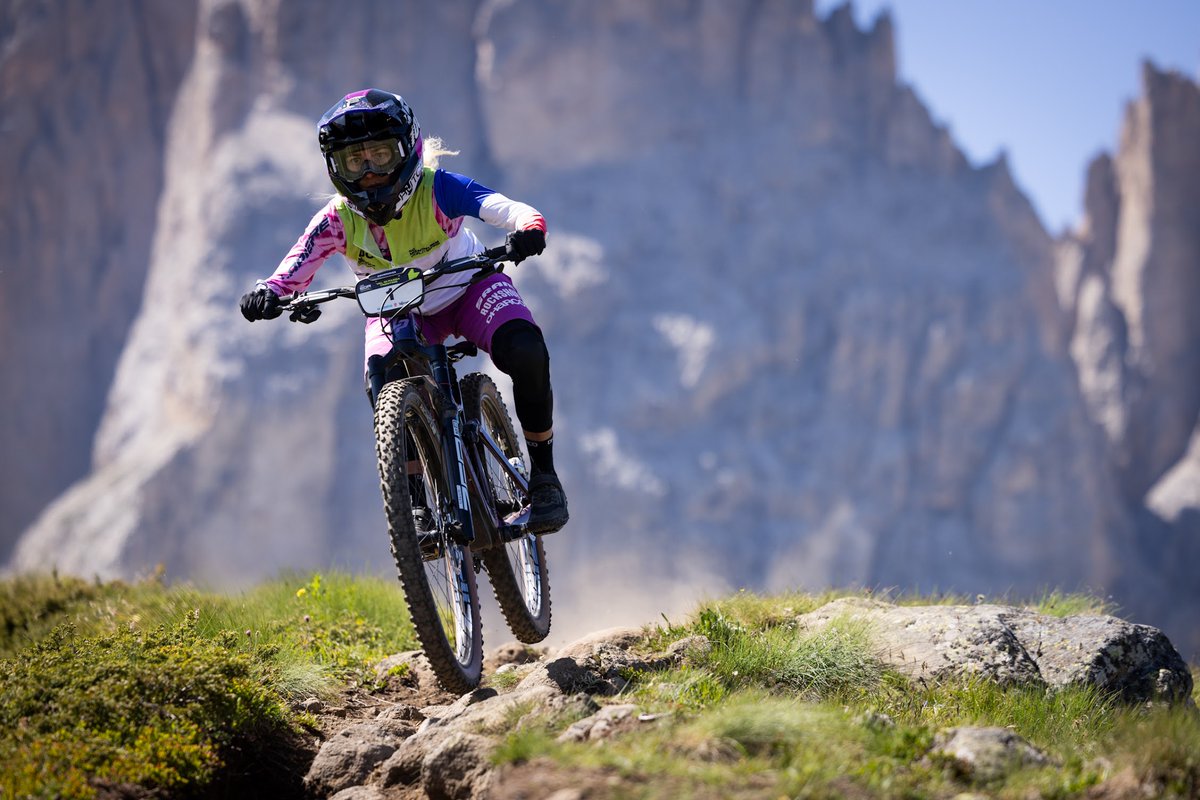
[240,286,283,321]
[506,228,546,263]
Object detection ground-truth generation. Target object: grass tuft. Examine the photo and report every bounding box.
[692,605,882,699]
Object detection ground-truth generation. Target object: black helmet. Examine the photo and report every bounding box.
[318,89,424,225]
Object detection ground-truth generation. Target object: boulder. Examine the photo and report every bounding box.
[328,787,388,800]
[421,732,497,800]
[302,719,414,797]
[383,685,559,788]
[797,599,1193,703]
[930,726,1051,783]
[556,703,640,743]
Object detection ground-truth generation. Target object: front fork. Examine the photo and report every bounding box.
[367,344,475,546]
[429,347,475,545]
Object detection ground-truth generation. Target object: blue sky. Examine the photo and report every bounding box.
[815,1,1200,232]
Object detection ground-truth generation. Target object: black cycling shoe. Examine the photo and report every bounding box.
[527,471,569,535]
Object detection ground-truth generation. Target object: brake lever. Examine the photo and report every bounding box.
[289,305,322,324]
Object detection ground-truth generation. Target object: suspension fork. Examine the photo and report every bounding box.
[428,347,475,545]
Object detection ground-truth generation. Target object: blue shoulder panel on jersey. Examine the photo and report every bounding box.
[433,170,496,220]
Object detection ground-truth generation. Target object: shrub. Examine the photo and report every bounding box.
[0,613,291,799]
[0,573,112,657]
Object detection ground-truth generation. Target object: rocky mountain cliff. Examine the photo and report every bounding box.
[3,1,1198,656]
[0,0,197,558]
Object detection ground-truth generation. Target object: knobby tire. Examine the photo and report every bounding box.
[462,373,552,643]
[375,378,483,692]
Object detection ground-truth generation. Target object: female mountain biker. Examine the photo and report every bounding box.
[238,88,568,535]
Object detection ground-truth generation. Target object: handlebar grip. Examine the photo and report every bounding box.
[483,244,509,260]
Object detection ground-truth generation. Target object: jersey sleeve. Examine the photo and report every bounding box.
[260,201,347,296]
[433,169,546,233]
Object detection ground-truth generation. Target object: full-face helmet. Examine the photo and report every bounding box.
[318,89,424,225]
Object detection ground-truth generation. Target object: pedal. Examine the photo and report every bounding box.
[497,523,530,544]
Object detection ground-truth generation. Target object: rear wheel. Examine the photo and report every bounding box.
[375,378,483,692]
[462,373,552,643]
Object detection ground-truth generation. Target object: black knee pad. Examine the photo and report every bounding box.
[490,320,553,432]
[490,320,549,384]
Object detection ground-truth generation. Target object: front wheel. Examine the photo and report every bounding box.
[462,373,552,643]
[375,378,483,692]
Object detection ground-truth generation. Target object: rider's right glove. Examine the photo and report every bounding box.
[239,286,283,321]
[505,229,546,264]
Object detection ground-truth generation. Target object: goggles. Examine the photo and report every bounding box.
[330,138,406,181]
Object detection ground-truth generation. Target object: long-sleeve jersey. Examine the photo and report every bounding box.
[261,169,546,315]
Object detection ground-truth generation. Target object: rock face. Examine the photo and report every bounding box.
[1060,64,1200,496]
[3,3,1198,656]
[7,0,493,579]
[0,0,198,560]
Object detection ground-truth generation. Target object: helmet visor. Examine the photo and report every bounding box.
[330,138,407,181]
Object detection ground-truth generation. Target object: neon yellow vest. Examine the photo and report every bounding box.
[335,168,447,271]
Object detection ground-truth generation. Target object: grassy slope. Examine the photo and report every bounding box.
[0,571,417,799]
[0,574,1196,799]
[492,589,1200,799]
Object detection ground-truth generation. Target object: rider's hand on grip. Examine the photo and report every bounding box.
[505,229,545,264]
[240,286,283,321]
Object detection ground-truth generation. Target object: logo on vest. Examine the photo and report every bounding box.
[409,240,441,258]
[357,251,388,270]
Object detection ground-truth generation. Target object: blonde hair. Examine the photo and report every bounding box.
[422,136,459,169]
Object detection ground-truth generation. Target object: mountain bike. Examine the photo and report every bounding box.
[275,247,551,692]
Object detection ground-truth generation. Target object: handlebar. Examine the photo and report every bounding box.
[277,244,511,323]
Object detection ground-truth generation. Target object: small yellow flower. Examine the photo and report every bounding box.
[296,587,308,598]
[355,617,365,627]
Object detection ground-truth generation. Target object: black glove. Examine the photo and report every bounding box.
[239,286,283,321]
[506,228,546,263]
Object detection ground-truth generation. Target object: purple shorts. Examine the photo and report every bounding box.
[363,273,536,370]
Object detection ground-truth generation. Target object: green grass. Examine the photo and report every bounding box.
[691,605,883,699]
[0,570,417,799]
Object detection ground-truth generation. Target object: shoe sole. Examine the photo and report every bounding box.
[527,514,568,535]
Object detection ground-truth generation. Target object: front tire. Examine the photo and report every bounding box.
[375,378,483,692]
[462,373,552,644]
